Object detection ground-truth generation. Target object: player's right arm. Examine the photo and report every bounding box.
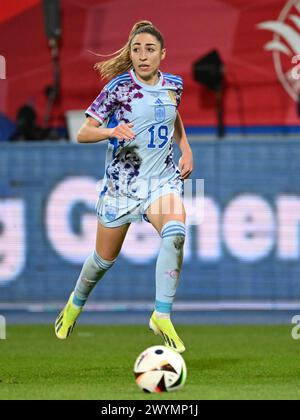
[77,117,135,143]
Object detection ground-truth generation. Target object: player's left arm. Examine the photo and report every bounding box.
[174,112,193,179]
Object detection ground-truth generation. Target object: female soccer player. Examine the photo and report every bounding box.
[55,20,193,353]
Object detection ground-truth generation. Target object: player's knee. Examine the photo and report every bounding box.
[95,247,120,262]
[92,251,117,271]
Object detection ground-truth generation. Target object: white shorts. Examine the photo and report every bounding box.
[95,178,184,227]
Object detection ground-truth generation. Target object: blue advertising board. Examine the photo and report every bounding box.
[0,139,300,305]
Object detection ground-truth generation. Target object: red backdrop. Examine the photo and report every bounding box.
[0,0,299,127]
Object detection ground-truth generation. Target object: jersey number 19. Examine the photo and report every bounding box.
[147,125,168,149]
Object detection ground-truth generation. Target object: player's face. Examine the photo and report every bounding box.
[130,33,166,83]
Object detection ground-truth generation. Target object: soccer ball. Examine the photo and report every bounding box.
[133,345,187,393]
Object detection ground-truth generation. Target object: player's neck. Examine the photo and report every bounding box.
[133,69,160,86]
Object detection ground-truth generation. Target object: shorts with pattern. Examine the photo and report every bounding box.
[95,178,184,227]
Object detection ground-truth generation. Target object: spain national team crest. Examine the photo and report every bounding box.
[104,203,118,221]
[154,98,166,122]
[257,0,300,102]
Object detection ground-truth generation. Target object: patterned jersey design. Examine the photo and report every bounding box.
[86,69,183,200]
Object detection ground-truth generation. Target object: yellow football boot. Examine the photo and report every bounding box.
[55,292,82,339]
[149,311,186,353]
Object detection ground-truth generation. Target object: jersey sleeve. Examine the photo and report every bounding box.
[175,78,183,108]
[85,86,118,124]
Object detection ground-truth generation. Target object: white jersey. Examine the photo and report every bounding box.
[86,69,183,201]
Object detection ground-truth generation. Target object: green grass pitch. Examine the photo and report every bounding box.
[0,324,299,400]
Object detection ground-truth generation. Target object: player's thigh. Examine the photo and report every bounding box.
[95,221,131,261]
[145,193,186,234]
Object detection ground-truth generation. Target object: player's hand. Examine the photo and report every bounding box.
[110,123,135,141]
[179,149,193,180]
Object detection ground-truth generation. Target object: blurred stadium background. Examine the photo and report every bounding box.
[1,0,300,326]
